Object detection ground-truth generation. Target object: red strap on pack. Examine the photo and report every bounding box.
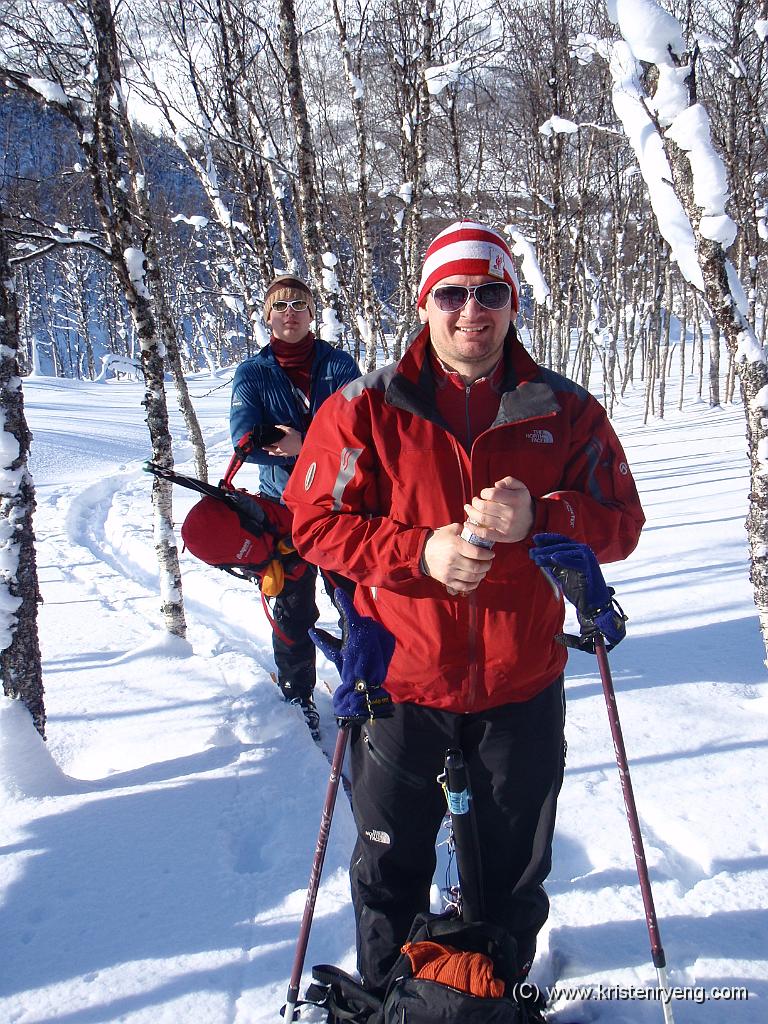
[260,591,295,647]
[221,429,304,650]
[221,430,255,490]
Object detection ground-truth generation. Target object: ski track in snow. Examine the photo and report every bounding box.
[3,378,766,1023]
[7,380,357,1024]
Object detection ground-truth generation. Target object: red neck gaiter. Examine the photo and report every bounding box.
[270,332,315,399]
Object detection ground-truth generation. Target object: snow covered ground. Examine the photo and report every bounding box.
[1,367,765,1023]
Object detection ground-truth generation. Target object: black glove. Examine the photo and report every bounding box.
[310,589,395,723]
[530,533,627,652]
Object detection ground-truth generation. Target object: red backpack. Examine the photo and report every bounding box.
[144,429,307,610]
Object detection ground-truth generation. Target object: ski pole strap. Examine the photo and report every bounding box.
[301,964,382,1019]
[221,430,255,490]
[557,595,628,654]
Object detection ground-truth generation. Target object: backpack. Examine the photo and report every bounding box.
[143,428,307,605]
[300,911,532,1024]
[179,486,303,597]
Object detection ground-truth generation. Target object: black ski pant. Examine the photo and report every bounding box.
[272,565,352,700]
[348,677,566,994]
[272,563,321,701]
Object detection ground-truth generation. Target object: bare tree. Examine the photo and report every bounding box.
[329,0,383,369]
[130,0,282,344]
[277,0,345,337]
[606,1,768,659]
[2,0,188,636]
[0,203,45,737]
[367,0,435,358]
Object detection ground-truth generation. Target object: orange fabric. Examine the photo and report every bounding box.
[402,940,505,999]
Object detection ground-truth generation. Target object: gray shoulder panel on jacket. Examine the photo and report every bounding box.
[497,382,561,426]
[340,362,398,401]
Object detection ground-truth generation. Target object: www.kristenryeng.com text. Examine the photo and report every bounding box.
[511,981,750,1005]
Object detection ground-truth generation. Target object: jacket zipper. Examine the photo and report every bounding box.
[466,598,479,710]
[462,404,561,708]
[448,422,479,710]
[464,384,481,709]
[464,383,473,453]
[450,391,558,713]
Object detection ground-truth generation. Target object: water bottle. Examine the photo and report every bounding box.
[460,523,495,550]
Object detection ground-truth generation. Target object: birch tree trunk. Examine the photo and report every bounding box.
[89,0,187,636]
[131,189,208,481]
[277,0,343,334]
[709,320,721,407]
[693,296,704,400]
[658,256,672,420]
[330,0,381,370]
[0,205,45,737]
[392,0,435,360]
[660,80,768,663]
[678,287,687,412]
[112,91,208,481]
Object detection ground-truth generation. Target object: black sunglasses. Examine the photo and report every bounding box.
[430,282,512,313]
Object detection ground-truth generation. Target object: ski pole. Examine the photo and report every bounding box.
[440,748,485,923]
[283,724,350,1023]
[595,637,675,1024]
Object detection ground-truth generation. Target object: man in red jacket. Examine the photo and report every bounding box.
[284,221,644,998]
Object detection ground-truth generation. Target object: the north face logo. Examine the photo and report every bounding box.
[526,429,554,444]
[364,828,391,845]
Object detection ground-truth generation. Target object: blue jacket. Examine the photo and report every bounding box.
[230,336,361,500]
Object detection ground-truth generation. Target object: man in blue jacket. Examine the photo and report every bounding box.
[230,274,360,737]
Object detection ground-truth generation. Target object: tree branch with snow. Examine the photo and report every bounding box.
[596,0,768,665]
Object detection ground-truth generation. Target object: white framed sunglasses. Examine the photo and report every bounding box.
[271,299,310,312]
[430,282,512,312]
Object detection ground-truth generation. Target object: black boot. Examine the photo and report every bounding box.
[274,675,321,741]
[292,694,320,741]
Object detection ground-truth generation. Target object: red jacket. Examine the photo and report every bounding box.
[284,327,644,712]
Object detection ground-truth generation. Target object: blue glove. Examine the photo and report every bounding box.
[310,588,395,722]
[529,533,627,652]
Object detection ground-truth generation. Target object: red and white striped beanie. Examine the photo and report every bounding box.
[417,221,519,312]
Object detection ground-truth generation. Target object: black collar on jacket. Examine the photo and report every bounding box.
[385,324,561,432]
